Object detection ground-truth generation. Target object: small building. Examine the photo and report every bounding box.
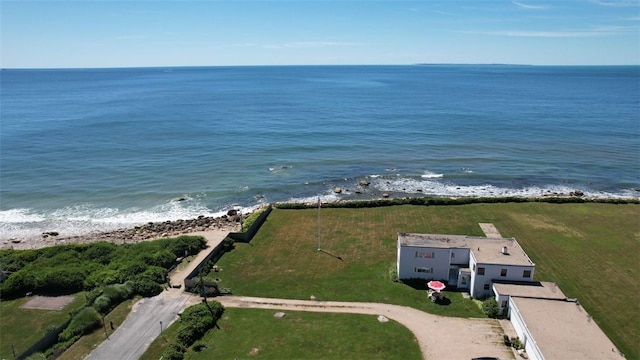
[397,233,535,298]
[494,282,623,360]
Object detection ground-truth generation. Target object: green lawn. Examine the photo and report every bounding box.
[0,293,86,360]
[210,203,639,358]
[142,308,422,360]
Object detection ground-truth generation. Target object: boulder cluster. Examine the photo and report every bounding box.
[1,213,245,249]
[89,213,243,242]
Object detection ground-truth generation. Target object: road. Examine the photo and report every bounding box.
[85,230,228,360]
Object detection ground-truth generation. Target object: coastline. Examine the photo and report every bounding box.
[1,195,637,251]
[1,212,244,250]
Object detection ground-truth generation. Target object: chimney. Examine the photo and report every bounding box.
[501,246,509,255]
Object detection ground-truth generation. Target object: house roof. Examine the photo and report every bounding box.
[398,233,534,266]
[493,281,566,300]
[511,297,624,359]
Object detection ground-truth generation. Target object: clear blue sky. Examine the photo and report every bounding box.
[1,0,639,68]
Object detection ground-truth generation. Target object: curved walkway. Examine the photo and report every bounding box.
[218,296,514,360]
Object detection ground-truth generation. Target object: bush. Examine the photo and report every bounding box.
[389,263,399,283]
[482,298,500,318]
[59,307,101,342]
[162,342,186,360]
[132,279,163,297]
[93,295,111,314]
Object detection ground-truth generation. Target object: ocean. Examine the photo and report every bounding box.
[1,65,638,241]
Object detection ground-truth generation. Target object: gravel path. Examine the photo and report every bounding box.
[218,296,514,360]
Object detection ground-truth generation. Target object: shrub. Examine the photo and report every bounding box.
[132,279,163,297]
[482,298,500,318]
[162,342,186,360]
[389,263,399,283]
[59,307,101,342]
[93,295,111,314]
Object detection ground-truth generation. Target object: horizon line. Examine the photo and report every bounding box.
[2,63,639,70]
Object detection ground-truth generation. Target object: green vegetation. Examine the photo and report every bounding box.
[57,298,137,360]
[0,235,207,299]
[0,235,207,358]
[211,203,639,358]
[143,308,422,360]
[161,301,225,360]
[0,294,86,360]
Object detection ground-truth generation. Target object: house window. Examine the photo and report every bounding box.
[473,264,476,271]
[477,267,485,275]
[483,283,490,290]
[414,267,433,274]
[415,251,435,258]
[461,277,467,285]
[501,301,508,308]
[500,269,507,277]
[451,252,455,258]
[523,270,532,278]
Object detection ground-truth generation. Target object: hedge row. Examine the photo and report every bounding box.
[0,235,207,299]
[274,195,638,209]
[162,301,225,360]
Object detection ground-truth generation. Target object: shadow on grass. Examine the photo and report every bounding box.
[400,279,455,306]
[318,249,344,261]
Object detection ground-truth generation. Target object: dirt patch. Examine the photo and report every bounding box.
[21,295,76,310]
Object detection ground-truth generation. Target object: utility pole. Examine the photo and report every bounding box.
[317,196,321,251]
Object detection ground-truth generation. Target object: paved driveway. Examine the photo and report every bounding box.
[86,230,228,360]
[86,290,198,360]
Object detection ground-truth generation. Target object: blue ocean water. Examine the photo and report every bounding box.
[1,65,639,240]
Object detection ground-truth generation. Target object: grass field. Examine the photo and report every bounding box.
[209,203,639,359]
[0,293,86,360]
[141,308,422,360]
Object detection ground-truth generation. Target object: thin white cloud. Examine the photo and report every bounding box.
[462,25,638,38]
[114,35,147,40]
[591,0,638,6]
[221,43,258,48]
[262,41,357,49]
[512,1,550,10]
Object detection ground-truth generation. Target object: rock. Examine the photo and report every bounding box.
[377,315,389,323]
[382,193,389,198]
[310,295,316,301]
[334,187,342,194]
[359,179,370,187]
[274,312,286,318]
[227,209,238,216]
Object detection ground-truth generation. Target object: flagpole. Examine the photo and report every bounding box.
[317,196,321,251]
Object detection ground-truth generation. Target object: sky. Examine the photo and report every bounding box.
[1,0,639,68]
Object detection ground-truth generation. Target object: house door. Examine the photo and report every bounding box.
[448,268,458,286]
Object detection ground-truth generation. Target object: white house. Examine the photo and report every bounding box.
[397,233,535,298]
[493,282,624,360]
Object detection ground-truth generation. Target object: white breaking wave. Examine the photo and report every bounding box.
[0,199,228,241]
[420,171,444,179]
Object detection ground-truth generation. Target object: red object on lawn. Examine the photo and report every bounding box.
[427,280,446,292]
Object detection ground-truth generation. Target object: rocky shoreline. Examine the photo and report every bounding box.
[1,211,245,250]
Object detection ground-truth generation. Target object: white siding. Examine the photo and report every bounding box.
[509,298,544,360]
[472,263,536,299]
[397,246,451,281]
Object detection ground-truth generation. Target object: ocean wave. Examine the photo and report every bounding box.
[420,171,444,179]
[0,199,228,241]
